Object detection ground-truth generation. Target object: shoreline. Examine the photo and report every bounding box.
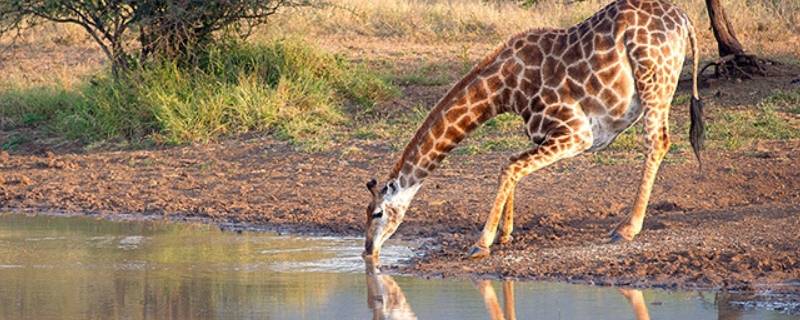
[4,205,798,295]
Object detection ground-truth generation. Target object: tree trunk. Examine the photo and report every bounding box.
[702,0,767,79]
[705,0,745,56]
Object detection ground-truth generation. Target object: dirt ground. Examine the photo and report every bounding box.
[2,33,800,315]
[2,121,799,292]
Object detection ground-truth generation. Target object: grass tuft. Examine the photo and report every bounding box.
[0,39,396,148]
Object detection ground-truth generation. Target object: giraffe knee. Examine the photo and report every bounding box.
[654,134,670,158]
[660,139,670,155]
[500,165,525,184]
[659,127,670,149]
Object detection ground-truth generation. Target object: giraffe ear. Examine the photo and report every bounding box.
[366,178,378,195]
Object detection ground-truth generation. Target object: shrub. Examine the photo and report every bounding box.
[0,0,298,75]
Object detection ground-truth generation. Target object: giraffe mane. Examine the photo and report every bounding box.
[388,42,509,180]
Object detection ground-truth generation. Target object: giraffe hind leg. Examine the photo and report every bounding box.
[610,32,684,242]
[610,104,671,242]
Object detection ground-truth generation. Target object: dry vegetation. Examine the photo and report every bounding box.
[4,0,799,87]
[266,0,800,57]
[1,0,798,153]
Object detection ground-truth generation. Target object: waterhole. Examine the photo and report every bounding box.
[0,213,795,319]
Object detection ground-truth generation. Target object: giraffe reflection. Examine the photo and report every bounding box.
[474,283,653,320]
[365,266,654,320]
[365,261,418,320]
[619,288,651,320]
[474,280,516,320]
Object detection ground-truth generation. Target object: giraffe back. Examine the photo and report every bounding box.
[477,0,694,150]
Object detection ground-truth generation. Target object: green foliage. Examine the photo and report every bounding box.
[1,39,396,147]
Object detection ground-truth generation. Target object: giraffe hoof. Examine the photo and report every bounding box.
[609,230,633,243]
[466,245,491,260]
[497,235,513,245]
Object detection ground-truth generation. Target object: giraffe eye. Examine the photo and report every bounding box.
[371,211,383,219]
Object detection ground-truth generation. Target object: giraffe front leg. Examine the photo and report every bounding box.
[497,186,516,245]
[502,281,516,320]
[466,169,516,259]
[619,289,651,320]
[474,280,505,320]
[467,130,591,259]
[611,108,670,242]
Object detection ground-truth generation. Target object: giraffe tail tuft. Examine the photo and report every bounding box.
[689,96,704,169]
[687,16,704,172]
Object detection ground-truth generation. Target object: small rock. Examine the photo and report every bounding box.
[18,175,32,185]
[0,151,9,162]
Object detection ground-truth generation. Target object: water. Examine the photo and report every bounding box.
[0,213,794,320]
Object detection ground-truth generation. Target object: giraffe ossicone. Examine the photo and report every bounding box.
[362,0,705,261]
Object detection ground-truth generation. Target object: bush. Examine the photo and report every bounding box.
[0,39,396,147]
[0,0,297,74]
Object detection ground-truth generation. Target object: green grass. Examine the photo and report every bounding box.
[0,39,396,148]
[350,104,428,149]
[390,63,453,86]
[591,152,625,165]
[464,113,528,154]
[707,103,800,150]
[764,88,800,114]
[1,134,27,151]
[607,125,642,152]
[671,94,690,106]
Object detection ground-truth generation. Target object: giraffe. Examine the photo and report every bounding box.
[619,289,652,320]
[365,260,418,320]
[363,0,705,260]
[475,282,652,320]
[474,280,516,320]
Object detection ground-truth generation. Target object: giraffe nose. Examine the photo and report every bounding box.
[364,239,374,256]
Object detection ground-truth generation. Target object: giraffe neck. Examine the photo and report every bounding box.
[385,50,506,204]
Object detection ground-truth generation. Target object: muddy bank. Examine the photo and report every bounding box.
[2,137,799,292]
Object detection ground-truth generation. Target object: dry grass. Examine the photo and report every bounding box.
[265,0,800,58]
[0,24,102,89]
[3,0,798,88]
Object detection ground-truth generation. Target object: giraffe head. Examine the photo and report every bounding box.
[363,178,416,259]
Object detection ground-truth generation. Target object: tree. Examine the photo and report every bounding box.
[701,0,768,79]
[0,0,297,77]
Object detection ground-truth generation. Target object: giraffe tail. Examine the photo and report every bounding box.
[687,18,705,171]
